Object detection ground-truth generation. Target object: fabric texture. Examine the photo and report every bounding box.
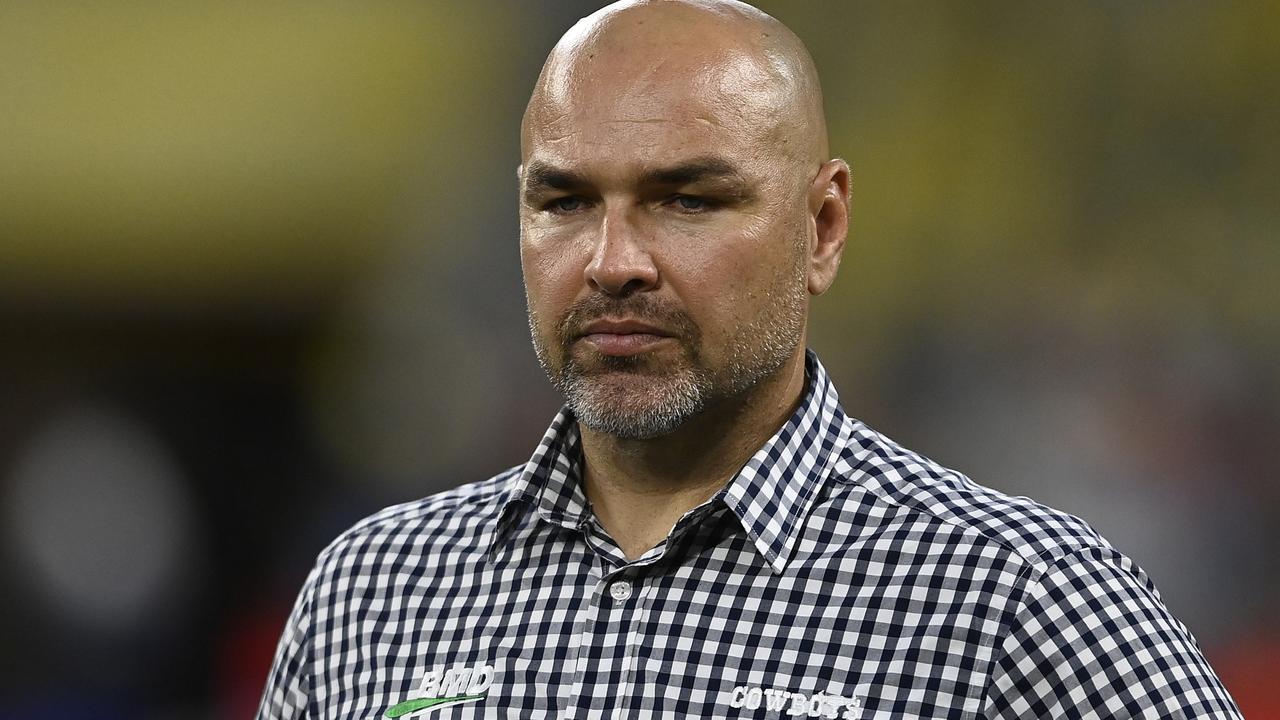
[258,351,1241,719]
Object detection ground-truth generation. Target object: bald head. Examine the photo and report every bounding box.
[517,1,850,440]
[522,0,830,168]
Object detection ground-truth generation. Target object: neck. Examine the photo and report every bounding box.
[578,346,809,561]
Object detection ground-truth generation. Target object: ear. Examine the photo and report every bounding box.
[805,159,850,296]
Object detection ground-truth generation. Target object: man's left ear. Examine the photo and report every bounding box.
[806,158,850,295]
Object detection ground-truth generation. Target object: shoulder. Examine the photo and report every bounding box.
[828,420,1115,576]
[311,466,522,574]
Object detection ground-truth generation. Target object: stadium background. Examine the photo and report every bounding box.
[0,1,1275,717]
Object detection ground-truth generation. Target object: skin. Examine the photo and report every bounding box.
[519,0,849,560]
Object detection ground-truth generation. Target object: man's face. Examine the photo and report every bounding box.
[519,49,812,439]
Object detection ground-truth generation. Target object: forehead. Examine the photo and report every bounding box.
[523,49,788,177]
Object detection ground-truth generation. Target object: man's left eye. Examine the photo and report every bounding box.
[671,195,709,212]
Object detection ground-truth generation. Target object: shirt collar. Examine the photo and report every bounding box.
[717,350,849,573]
[489,350,849,574]
[492,408,589,542]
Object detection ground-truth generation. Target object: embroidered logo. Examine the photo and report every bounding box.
[385,664,495,717]
[726,685,863,718]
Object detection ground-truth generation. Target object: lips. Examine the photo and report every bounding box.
[577,318,673,356]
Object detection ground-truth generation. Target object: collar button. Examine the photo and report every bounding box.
[608,580,633,601]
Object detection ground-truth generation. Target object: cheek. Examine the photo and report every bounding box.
[663,225,777,333]
[520,231,588,315]
[707,214,804,319]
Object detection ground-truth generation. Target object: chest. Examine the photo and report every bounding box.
[308,529,1017,720]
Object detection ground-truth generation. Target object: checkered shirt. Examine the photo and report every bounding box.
[259,351,1241,719]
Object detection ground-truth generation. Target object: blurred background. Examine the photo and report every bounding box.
[0,1,1275,717]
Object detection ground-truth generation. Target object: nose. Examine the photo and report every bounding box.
[584,207,659,296]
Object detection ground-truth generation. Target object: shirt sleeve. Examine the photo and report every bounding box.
[256,565,319,720]
[983,546,1242,719]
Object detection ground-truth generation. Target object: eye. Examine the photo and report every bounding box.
[546,196,587,214]
[669,195,711,213]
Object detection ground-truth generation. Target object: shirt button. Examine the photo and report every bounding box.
[608,580,632,601]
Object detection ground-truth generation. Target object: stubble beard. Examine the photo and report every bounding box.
[527,245,808,440]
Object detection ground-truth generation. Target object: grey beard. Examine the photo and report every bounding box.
[526,299,719,440]
[530,322,800,441]
[554,356,715,440]
[525,237,807,440]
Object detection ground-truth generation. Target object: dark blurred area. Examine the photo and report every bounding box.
[0,2,1275,718]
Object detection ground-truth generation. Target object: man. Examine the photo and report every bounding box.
[259,1,1242,718]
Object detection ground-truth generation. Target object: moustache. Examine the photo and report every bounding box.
[557,295,701,345]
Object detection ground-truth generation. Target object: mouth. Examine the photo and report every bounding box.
[576,318,674,357]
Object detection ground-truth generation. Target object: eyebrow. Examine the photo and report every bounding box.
[522,162,586,194]
[637,156,746,187]
[521,155,749,201]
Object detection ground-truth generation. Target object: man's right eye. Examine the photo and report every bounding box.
[547,197,587,214]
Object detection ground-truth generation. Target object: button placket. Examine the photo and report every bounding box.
[619,573,655,718]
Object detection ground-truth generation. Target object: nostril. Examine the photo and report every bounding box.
[584,226,660,295]
[588,271,658,298]
[616,278,651,297]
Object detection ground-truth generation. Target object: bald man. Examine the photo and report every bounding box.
[259,3,1241,718]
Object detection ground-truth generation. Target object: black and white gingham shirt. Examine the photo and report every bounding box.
[259,351,1241,719]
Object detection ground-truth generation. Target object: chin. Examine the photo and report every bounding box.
[564,368,711,439]
[570,346,679,375]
